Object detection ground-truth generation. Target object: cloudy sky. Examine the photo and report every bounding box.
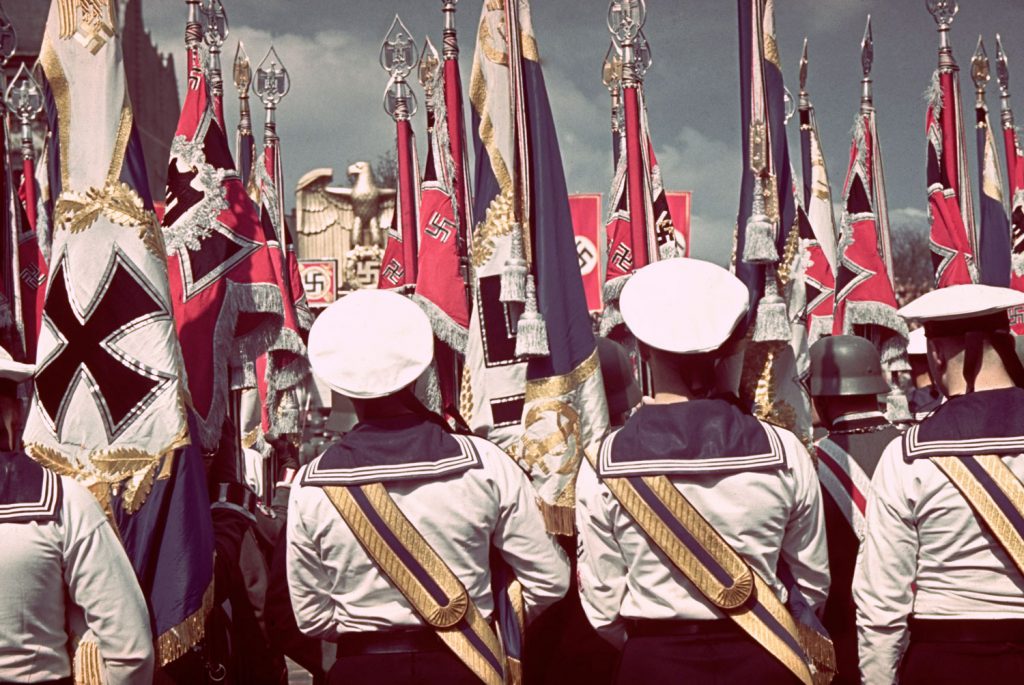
[136,0,1024,264]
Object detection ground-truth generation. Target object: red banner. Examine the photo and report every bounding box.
[665,191,692,257]
[569,193,603,313]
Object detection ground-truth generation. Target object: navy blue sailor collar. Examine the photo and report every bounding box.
[301,414,482,486]
[0,450,62,524]
[903,386,1024,460]
[596,397,786,478]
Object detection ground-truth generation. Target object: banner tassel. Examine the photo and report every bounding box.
[742,177,779,264]
[752,268,789,343]
[515,276,549,358]
[500,226,528,304]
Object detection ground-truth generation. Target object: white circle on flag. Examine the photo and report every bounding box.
[576,236,598,276]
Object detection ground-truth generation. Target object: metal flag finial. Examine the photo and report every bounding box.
[0,1,17,66]
[926,0,958,28]
[607,0,647,87]
[201,0,229,47]
[233,41,251,94]
[4,62,44,157]
[380,15,418,121]
[602,41,623,92]
[861,15,873,78]
[996,33,1010,98]
[441,0,459,59]
[254,45,290,109]
[418,36,440,103]
[971,36,990,95]
[799,38,808,97]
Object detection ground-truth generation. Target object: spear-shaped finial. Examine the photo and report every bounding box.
[418,37,440,109]
[602,41,623,133]
[4,63,43,159]
[995,33,1015,129]
[380,15,418,122]
[861,15,874,111]
[254,45,290,136]
[234,41,252,135]
[971,36,990,106]
[607,0,647,88]
[798,38,809,107]
[441,0,459,60]
[927,0,958,64]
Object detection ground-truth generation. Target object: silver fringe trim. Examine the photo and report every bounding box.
[599,274,631,336]
[164,133,231,253]
[409,293,469,353]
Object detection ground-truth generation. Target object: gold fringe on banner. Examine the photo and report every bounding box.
[155,580,214,667]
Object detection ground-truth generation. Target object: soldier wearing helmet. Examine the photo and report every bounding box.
[807,335,899,685]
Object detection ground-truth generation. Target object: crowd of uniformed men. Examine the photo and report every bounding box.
[2,256,1024,684]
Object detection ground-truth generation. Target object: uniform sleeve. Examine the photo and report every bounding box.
[285,483,338,639]
[61,482,154,685]
[574,460,628,648]
[486,444,570,622]
[853,443,917,684]
[779,435,831,613]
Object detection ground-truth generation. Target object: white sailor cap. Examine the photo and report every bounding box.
[907,327,927,356]
[0,346,34,382]
[308,290,434,399]
[898,284,1024,332]
[620,258,749,354]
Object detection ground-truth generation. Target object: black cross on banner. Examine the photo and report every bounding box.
[35,249,174,441]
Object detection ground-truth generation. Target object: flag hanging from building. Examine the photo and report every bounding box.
[162,23,284,449]
[464,0,608,534]
[30,0,213,667]
[926,34,977,288]
[569,193,603,314]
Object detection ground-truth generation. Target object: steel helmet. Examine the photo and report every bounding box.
[808,335,890,397]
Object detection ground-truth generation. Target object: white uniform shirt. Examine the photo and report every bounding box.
[575,427,829,647]
[0,476,154,683]
[853,439,1024,683]
[286,436,570,639]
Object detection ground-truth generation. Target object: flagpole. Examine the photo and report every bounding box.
[995,35,1019,183]
[602,42,623,170]
[0,10,25,359]
[381,15,420,285]
[233,41,254,188]
[609,0,650,270]
[201,0,228,128]
[441,0,473,310]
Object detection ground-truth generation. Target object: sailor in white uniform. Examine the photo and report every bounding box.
[854,284,1024,684]
[575,258,831,685]
[0,347,153,684]
[286,290,569,684]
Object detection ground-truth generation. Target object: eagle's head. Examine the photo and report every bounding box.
[347,161,374,185]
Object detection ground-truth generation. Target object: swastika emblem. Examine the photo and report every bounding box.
[576,236,598,276]
[382,259,405,286]
[21,263,45,288]
[610,243,633,272]
[425,212,455,243]
[298,260,338,306]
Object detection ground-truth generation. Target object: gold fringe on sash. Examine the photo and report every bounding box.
[155,580,215,666]
[931,454,1024,576]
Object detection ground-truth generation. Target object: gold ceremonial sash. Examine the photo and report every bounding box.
[323,483,506,685]
[930,454,1024,576]
[584,449,835,685]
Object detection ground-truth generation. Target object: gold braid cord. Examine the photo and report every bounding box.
[323,484,506,685]
[931,454,1024,576]
[584,447,835,685]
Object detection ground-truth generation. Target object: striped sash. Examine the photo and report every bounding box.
[322,483,506,685]
[585,449,835,685]
[930,454,1024,576]
[815,438,871,539]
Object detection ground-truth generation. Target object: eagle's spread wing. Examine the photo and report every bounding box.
[295,168,355,235]
[377,189,397,231]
